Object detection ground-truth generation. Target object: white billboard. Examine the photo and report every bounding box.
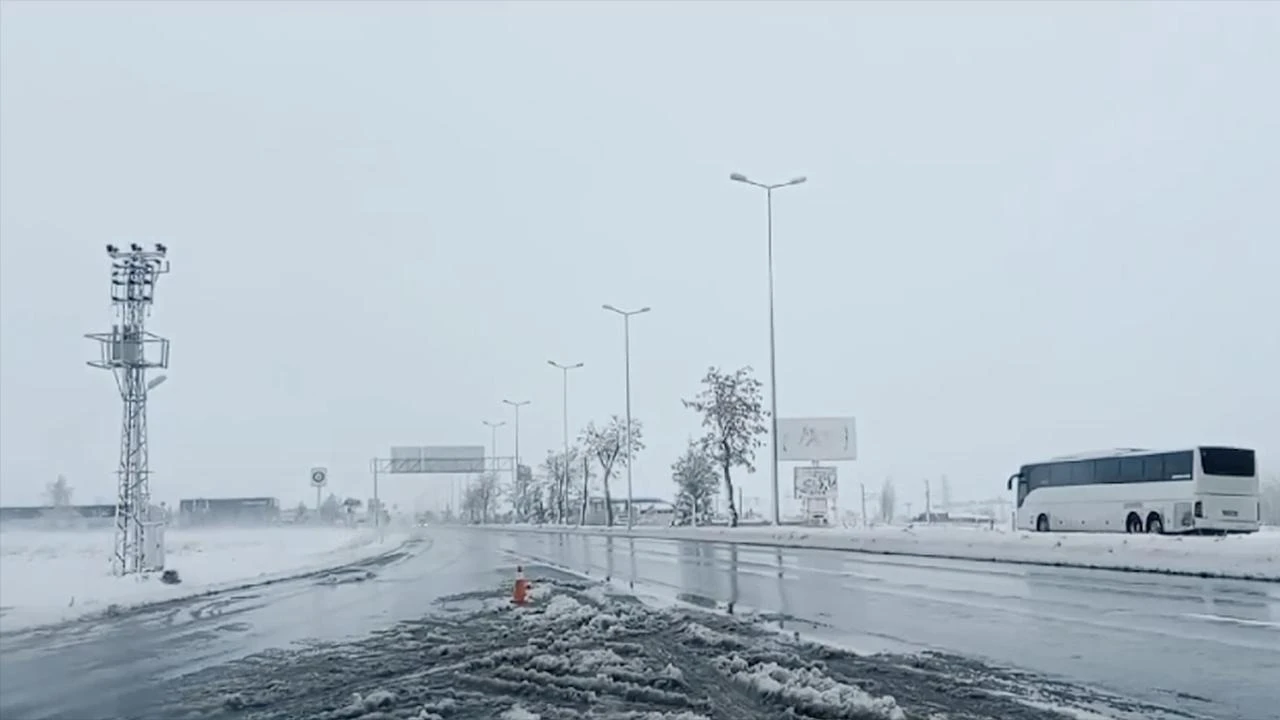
[388,445,485,474]
[794,465,838,499]
[778,417,857,461]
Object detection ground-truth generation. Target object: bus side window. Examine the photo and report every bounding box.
[1144,455,1165,482]
[1119,457,1144,483]
[1166,451,1193,477]
[1050,463,1072,486]
[1096,459,1121,483]
[1071,461,1094,485]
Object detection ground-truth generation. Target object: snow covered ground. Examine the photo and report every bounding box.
[485,523,1280,581]
[0,525,407,632]
[155,573,1199,720]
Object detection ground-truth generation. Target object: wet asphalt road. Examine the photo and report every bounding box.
[0,528,1276,720]
[494,529,1280,720]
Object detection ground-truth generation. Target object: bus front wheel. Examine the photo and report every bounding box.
[1146,512,1164,534]
[1036,514,1049,532]
[1125,513,1144,534]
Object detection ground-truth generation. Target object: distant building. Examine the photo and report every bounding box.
[0,504,118,529]
[0,504,116,522]
[583,497,675,526]
[178,497,280,526]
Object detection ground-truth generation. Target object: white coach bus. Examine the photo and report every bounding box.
[1007,446,1260,535]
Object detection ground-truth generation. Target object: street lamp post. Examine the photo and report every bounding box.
[602,304,650,530]
[502,399,531,502]
[730,171,807,526]
[547,360,584,524]
[482,419,506,475]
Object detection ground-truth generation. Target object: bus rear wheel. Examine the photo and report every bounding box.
[1036,514,1050,532]
[1125,513,1143,534]
[1146,512,1164,534]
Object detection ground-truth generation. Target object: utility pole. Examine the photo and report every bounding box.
[729,172,808,526]
[860,482,868,528]
[924,479,933,524]
[87,243,172,576]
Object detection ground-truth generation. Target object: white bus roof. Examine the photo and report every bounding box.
[1036,448,1184,464]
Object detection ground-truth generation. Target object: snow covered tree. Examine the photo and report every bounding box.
[470,472,502,524]
[682,366,768,528]
[581,416,646,527]
[44,475,73,507]
[879,478,896,523]
[671,439,719,526]
[509,464,538,523]
[320,493,341,522]
[541,447,581,524]
[579,452,593,525]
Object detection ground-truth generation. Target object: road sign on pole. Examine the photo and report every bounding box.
[310,467,328,515]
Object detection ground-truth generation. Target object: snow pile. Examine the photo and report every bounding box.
[158,580,927,719]
[718,655,906,720]
[489,523,1280,580]
[0,525,406,631]
[153,576,1190,720]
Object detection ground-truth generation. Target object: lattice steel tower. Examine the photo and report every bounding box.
[87,243,171,576]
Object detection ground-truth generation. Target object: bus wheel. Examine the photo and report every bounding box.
[1036,514,1049,532]
[1146,512,1164,534]
[1125,513,1143,534]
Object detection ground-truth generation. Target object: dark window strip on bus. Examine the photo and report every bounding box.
[1022,451,1195,490]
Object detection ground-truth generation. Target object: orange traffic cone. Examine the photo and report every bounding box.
[512,565,531,606]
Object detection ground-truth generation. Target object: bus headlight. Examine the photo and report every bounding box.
[1194,501,1203,519]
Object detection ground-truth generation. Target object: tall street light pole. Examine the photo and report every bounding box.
[482,419,506,475]
[602,304,650,530]
[730,171,807,526]
[547,360,584,524]
[502,399,531,496]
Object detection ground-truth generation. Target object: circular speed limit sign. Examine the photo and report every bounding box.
[310,467,328,488]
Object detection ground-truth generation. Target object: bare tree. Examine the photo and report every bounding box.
[581,416,646,526]
[672,438,719,526]
[682,366,768,528]
[879,478,896,523]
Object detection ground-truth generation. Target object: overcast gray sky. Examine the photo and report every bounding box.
[2,1,1277,514]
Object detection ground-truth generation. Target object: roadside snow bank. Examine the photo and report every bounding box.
[0,525,408,631]
[483,523,1280,581]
